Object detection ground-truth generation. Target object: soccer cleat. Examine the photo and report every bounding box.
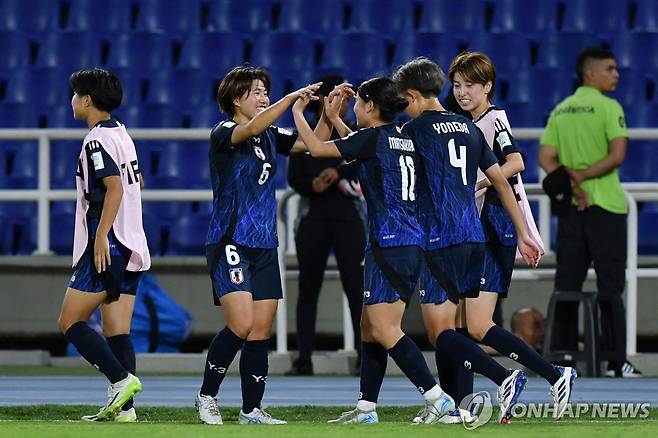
[239,407,287,424]
[195,392,223,425]
[551,366,577,420]
[114,407,137,423]
[604,360,642,378]
[82,373,142,421]
[433,408,477,425]
[411,393,455,424]
[328,407,378,424]
[497,369,527,424]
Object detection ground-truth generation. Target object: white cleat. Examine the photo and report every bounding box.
[81,373,142,422]
[239,407,287,424]
[412,393,455,424]
[498,370,527,424]
[551,366,577,420]
[328,407,379,424]
[195,392,223,425]
[434,408,477,424]
[114,407,137,423]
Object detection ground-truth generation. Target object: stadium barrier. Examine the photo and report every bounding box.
[0,128,656,356]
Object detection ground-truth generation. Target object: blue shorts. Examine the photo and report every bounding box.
[481,201,517,297]
[419,243,484,305]
[69,230,143,301]
[363,244,422,305]
[206,240,283,306]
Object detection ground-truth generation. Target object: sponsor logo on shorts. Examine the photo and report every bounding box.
[229,268,244,285]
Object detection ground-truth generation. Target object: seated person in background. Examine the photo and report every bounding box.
[511,307,545,352]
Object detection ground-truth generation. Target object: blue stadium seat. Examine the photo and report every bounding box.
[0,0,59,33]
[517,140,540,182]
[142,201,197,255]
[115,105,182,128]
[46,106,85,129]
[620,141,657,182]
[392,32,462,71]
[135,0,201,36]
[613,32,658,72]
[109,70,145,108]
[0,142,38,189]
[146,70,215,110]
[51,141,81,189]
[0,32,30,73]
[0,104,40,128]
[634,0,658,31]
[49,202,75,255]
[142,210,164,256]
[535,32,605,71]
[207,0,273,33]
[490,0,558,34]
[504,67,575,109]
[251,32,317,74]
[66,0,132,34]
[610,68,649,109]
[638,211,658,254]
[0,202,36,255]
[139,142,209,189]
[188,104,221,129]
[502,101,549,128]
[348,0,414,38]
[277,0,344,36]
[466,33,532,75]
[417,0,486,35]
[35,31,102,71]
[178,32,246,75]
[169,214,210,255]
[626,103,658,128]
[106,32,174,73]
[321,32,388,80]
[561,0,629,34]
[4,69,68,108]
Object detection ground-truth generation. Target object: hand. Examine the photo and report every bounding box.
[312,176,331,193]
[567,168,586,185]
[292,95,310,114]
[289,82,322,102]
[318,167,339,185]
[94,233,111,273]
[517,234,541,268]
[571,181,589,211]
[324,84,354,121]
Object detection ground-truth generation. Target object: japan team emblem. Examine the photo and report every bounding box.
[229,268,244,285]
[253,146,266,161]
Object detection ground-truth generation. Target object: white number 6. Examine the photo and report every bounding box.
[225,244,240,266]
[258,163,272,185]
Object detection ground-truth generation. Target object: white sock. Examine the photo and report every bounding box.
[422,384,444,402]
[356,400,377,412]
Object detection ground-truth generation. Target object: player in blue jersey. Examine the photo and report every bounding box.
[450,52,576,420]
[393,57,541,424]
[196,66,322,425]
[292,77,455,424]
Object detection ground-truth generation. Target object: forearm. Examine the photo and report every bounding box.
[539,145,560,173]
[242,95,295,137]
[97,184,122,236]
[330,116,353,138]
[578,155,623,180]
[487,167,527,237]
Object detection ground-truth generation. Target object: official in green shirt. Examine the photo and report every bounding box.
[539,47,640,378]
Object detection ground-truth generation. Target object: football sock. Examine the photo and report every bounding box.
[200,327,244,397]
[65,321,126,384]
[239,339,269,414]
[107,334,136,410]
[359,342,388,404]
[387,335,437,395]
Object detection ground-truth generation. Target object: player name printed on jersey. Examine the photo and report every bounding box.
[388,136,415,152]
[432,121,471,135]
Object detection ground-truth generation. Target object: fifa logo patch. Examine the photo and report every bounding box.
[229,268,244,285]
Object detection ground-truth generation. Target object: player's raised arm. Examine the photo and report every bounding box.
[292,97,342,158]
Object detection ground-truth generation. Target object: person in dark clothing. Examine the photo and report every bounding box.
[286,76,366,376]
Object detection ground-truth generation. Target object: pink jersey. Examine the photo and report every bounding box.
[475,107,545,259]
[73,119,151,271]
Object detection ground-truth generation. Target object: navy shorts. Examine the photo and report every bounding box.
[363,244,422,305]
[481,201,517,297]
[206,240,283,306]
[69,230,143,301]
[419,243,484,305]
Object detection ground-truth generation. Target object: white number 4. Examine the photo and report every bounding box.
[225,244,240,266]
[258,163,272,185]
[399,155,416,201]
[448,138,467,185]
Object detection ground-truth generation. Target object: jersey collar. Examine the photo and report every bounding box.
[575,86,603,97]
[94,117,120,128]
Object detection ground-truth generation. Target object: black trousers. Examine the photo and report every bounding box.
[553,205,627,366]
[294,217,365,362]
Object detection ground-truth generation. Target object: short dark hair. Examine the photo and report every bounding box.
[392,57,447,98]
[69,68,122,112]
[216,66,271,117]
[308,73,345,113]
[448,51,496,101]
[357,77,409,123]
[576,47,615,83]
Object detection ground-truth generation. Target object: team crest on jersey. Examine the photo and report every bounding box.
[253,146,266,161]
[229,268,244,285]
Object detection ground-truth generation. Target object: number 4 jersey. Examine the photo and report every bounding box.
[207,120,298,248]
[402,111,498,251]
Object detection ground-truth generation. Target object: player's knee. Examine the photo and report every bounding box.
[467,324,487,342]
[228,320,253,339]
[57,315,77,334]
[102,321,130,337]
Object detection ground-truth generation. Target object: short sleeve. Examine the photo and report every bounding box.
[85,140,120,180]
[606,100,628,141]
[476,130,499,172]
[271,125,299,156]
[493,117,521,157]
[210,120,238,151]
[334,128,379,162]
[540,111,558,146]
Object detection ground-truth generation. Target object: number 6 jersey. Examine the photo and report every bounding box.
[207,120,298,248]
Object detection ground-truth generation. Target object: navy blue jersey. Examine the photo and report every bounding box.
[334,124,422,249]
[206,120,298,248]
[402,111,498,250]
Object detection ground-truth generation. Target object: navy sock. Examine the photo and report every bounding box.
[434,348,458,402]
[482,325,561,385]
[107,334,136,411]
[455,328,475,402]
[239,339,269,413]
[387,335,437,395]
[200,327,244,397]
[359,342,388,403]
[436,329,508,386]
[65,321,126,384]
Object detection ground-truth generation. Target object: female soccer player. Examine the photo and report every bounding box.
[57,68,150,422]
[392,57,542,424]
[196,65,321,425]
[449,51,576,420]
[293,77,455,424]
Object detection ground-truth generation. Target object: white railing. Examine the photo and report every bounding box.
[1,128,657,356]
